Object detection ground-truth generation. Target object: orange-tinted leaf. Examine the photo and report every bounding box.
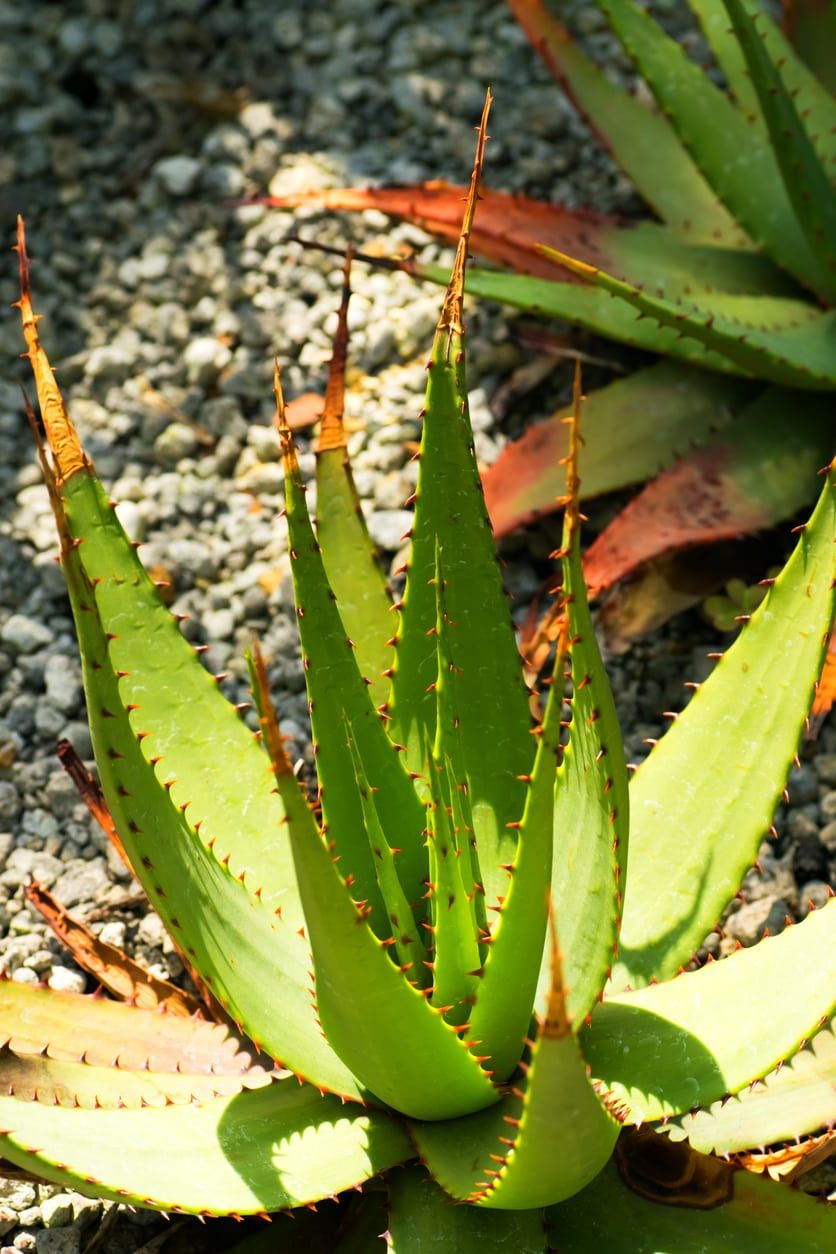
[285,391,324,430]
[582,388,833,597]
[56,740,132,873]
[812,631,836,720]
[24,882,204,1018]
[483,363,753,539]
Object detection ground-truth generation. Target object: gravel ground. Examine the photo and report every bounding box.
[0,0,833,1249]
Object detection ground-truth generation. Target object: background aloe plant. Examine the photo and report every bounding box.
[4,99,835,1250]
[262,0,836,648]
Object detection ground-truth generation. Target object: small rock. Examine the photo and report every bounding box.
[153,154,202,196]
[0,1180,36,1210]
[40,1195,74,1229]
[792,834,829,886]
[0,781,20,823]
[153,423,199,465]
[44,654,82,716]
[820,790,836,821]
[366,509,413,551]
[0,1207,14,1238]
[813,752,836,786]
[1,615,52,654]
[798,881,832,916]
[11,967,40,986]
[35,1230,81,1254]
[47,967,86,995]
[51,858,109,908]
[183,336,232,387]
[786,765,818,807]
[819,819,836,854]
[725,896,791,946]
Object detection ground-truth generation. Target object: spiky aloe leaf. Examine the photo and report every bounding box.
[387,1166,548,1252]
[667,1019,836,1156]
[482,362,755,538]
[505,0,746,244]
[721,0,836,301]
[612,460,836,989]
[594,0,824,298]
[276,756,498,1118]
[539,246,836,388]
[411,934,619,1209]
[583,902,836,1123]
[692,0,836,161]
[546,1148,836,1251]
[0,1048,271,1111]
[278,374,427,932]
[0,979,257,1075]
[582,386,836,595]
[315,249,394,711]
[465,625,566,1081]
[386,96,534,910]
[0,1079,410,1216]
[548,392,629,1026]
[17,219,361,1098]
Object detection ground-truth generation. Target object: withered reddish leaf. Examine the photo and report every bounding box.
[266,181,624,283]
[0,978,259,1076]
[483,363,753,539]
[24,881,203,1019]
[582,389,833,598]
[56,740,132,873]
[285,391,325,430]
[812,631,836,720]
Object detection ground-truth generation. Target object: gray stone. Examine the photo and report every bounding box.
[43,654,82,716]
[35,1229,81,1254]
[787,764,818,807]
[0,781,20,823]
[0,1180,36,1210]
[51,858,109,908]
[725,897,791,947]
[183,336,233,387]
[798,881,832,916]
[366,510,413,551]
[47,967,86,994]
[0,1207,15,1238]
[820,820,836,854]
[153,422,199,465]
[153,154,202,196]
[813,752,836,786]
[820,790,836,821]
[40,1195,74,1228]
[1,615,52,654]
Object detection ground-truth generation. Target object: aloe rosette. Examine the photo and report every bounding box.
[3,99,835,1250]
[262,0,836,629]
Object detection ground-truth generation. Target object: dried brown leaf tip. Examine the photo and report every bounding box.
[14,217,87,483]
[317,246,353,455]
[436,88,492,348]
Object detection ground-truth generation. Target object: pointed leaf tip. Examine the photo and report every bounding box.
[17,218,86,483]
[437,89,492,342]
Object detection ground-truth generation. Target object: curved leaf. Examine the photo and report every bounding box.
[613,460,836,988]
[388,1165,547,1251]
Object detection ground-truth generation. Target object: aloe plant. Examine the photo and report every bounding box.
[5,100,835,1250]
[262,0,836,638]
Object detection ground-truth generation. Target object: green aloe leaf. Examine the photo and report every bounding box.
[17,224,362,1098]
[0,1048,271,1111]
[0,979,255,1075]
[465,630,565,1081]
[548,420,629,1027]
[538,246,836,388]
[388,98,533,912]
[667,1019,836,1156]
[583,902,836,1123]
[612,460,835,989]
[412,939,619,1209]
[279,376,428,929]
[415,260,830,385]
[482,362,755,538]
[691,0,836,163]
[505,0,745,244]
[387,1166,548,1252]
[594,0,824,297]
[546,1152,836,1251]
[0,1079,410,1216]
[315,250,395,712]
[721,0,836,303]
[282,741,498,1120]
